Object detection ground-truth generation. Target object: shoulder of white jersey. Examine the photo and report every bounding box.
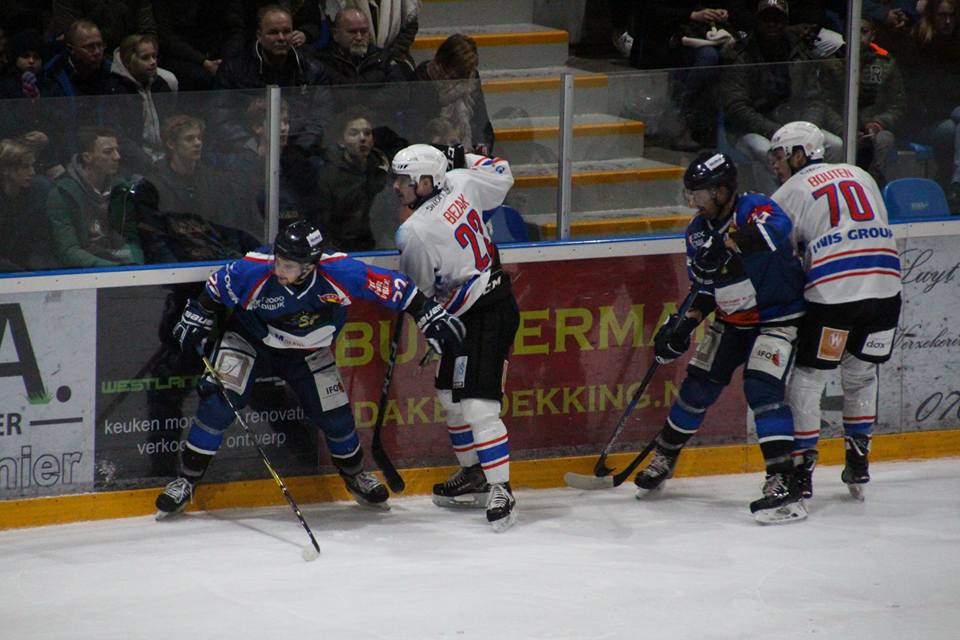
[319,251,348,263]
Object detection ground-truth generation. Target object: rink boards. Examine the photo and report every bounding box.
[1,221,959,528]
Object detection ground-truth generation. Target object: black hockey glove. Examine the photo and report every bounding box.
[173,298,216,353]
[431,143,467,171]
[654,313,699,364]
[408,293,466,356]
[690,236,731,287]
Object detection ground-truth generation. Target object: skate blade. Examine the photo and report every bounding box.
[489,508,518,533]
[753,501,808,525]
[354,498,391,511]
[155,509,184,521]
[846,483,866,501]
[634,483,665,500]
[432,493,489,509]
[563,472,615,490]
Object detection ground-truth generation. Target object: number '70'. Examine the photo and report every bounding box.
[811,179,876,226]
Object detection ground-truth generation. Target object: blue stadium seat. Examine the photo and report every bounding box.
[483,205,530,243]
[883,177,950,219]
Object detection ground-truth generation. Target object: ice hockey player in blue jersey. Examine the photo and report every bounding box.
[636,151,808,524]
[155,220,465,517]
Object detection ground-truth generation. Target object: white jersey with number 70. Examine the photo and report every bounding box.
[771,161,902,305]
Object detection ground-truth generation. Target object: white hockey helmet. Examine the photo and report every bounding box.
[391,144,447,187]
[769,121,825,161]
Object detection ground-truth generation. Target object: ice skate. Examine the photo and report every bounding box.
[750,471,807,524]
[796,449,819,499]
[432,464,490,508]
[634,449,678,497]
[341,470,390,510]
[486,482,517,533]
[841,434,871,501]
[155,477,195,520]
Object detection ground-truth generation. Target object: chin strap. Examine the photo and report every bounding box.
[410,186,442,211]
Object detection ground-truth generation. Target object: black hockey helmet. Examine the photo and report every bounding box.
[274,220,324,264]
[683,152,738,192]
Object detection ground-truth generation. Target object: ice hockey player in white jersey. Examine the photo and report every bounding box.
[769,121,902,501]
[391,143,520,532]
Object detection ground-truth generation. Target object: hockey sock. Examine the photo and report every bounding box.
[180,443,214,482]
[439,390,480,468]
[462,398,510,485]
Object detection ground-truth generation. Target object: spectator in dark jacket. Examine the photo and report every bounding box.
[44,19,113,97]
[104,33,174,174]
[820,17,906,186]
[0,29,66,176]
[720,0,840,192]
[154,0,245,90]
[213,5,331,154]
[316,6,412,120]
[315,108,391,252]
[243,0,326,52]
[147,114,260,239]
[49,1,157,55]
[898,0,960,207]
[0,137,57,271]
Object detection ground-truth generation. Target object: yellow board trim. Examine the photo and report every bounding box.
[539,214,691,237]
[514,166,684,189]
[413,30,569,50]
[483,75,609,93]
[2,429,958,530]
[497,121,645,142]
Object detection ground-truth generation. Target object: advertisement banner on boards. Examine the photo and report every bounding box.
[0,290,96,499]
[93,253,751,490]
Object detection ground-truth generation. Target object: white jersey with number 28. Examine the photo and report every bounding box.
[772,161,901,305]
[397,154,514,316]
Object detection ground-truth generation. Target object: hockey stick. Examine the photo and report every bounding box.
[371,317,406,493]
[200,356,321,561]
[563,288,699,490]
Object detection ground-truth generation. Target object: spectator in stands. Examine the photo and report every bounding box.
[0,29,66,176]
[413,33,494,155]
[324,0,421,71]
[820,17,906,187]
[864,0,919,50]
[46,126,144,267]
[105,33,174,174]
[154,0,245,91]
[44,19,113,97]
[0,137,57,271]
[147,114,260,238]
[315,108,392,251]
[317,6,412,86]
[782,0,846,58]
[243,0,326,52]
[636,0,750,149]
[721,0,841,193]
[238,96,321,231]
[898,0,960,209]
[213,4,331,154]
[49,1,158,55]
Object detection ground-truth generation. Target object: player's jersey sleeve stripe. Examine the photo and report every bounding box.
[244,251,273,263]
[443,274,481,315]
[242,271,273,310]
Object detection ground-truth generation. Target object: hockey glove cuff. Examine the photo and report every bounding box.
[408,292,466,356]
[654,313,699,364]
[173,298,217,353]
[690,237,731,287]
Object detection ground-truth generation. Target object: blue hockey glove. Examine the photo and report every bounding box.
[173,298,216,353]
[410,294,465,356]
[654,313,699,364]
[690,236,731,286]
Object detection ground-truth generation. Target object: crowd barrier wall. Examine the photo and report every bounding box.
[2,219,959,529]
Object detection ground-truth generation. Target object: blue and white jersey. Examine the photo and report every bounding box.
[772,162,901,304]
[686,192,805,326]
[205,248,418,350]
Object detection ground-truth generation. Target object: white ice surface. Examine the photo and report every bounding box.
[4,458,959,640]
